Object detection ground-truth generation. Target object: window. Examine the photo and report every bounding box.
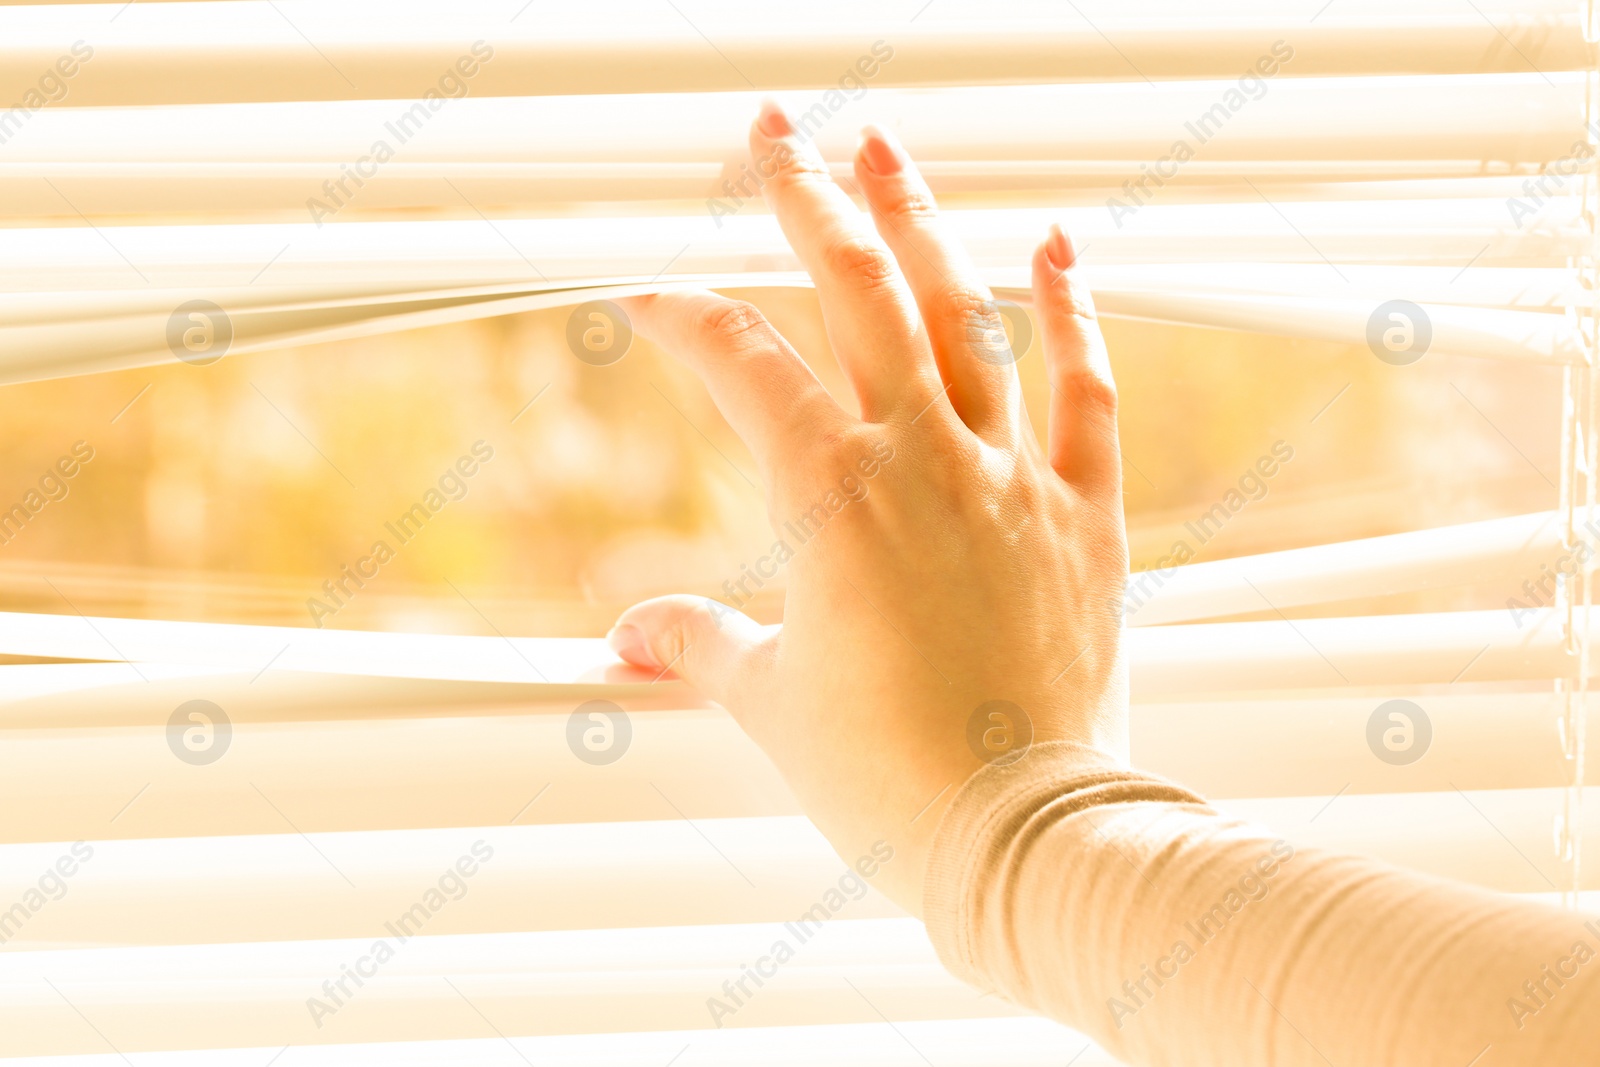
[0,2,1591,1063]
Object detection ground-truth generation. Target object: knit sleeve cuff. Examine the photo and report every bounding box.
[921,740,1209,988]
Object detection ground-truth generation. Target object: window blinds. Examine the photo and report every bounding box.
[0,2,1595,1064]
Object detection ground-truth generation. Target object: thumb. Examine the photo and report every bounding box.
[606,594,772,706]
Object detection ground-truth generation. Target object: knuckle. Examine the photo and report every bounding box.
[815,427,862,468]
[1061,367,1118,413]
[758,147,832,199]
[819,235,898,287]
[796,427,890,496]
[878,187,939,224]
[765,143,828,183]
[1040,255,1099,317]
[651,622,691,673]
[1056,280,1099,323]
[661,606,714,670]
[698,300,773,349]
[931,283,1002,339]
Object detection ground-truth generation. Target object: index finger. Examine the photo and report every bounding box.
[618,289,853,477]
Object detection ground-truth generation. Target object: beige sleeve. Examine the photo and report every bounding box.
[923,742,1600,1067]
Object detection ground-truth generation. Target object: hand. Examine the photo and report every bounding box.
[608,102,1130,914]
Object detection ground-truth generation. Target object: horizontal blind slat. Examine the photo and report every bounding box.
[0,75,1577,165]
[0,693,1588,844]
[0,792,1588,956]
[0,2,1586,106]
[0,1019,1109,1066]
[0,606,1572,692]
[1126,510,1564,625]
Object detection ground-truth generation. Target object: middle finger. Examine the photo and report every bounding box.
[750,101,947,424]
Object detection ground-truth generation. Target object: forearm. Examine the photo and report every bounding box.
[924,742,1600,1066]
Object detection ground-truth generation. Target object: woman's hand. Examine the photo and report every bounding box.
[608,102,1129,914]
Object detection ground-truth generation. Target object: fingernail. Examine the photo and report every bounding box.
[1045,223,1076,270]
[607,623,660,669]
[859,124,905,176]
[757,98,792,138]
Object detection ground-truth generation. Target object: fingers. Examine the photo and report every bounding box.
[607,594,774,711]
[853,124,1021,441]
[1031,224,1121,492]
[750,101,945,423]
[619,290,851,477]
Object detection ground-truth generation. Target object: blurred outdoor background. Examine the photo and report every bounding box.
[0,287,1561,634]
